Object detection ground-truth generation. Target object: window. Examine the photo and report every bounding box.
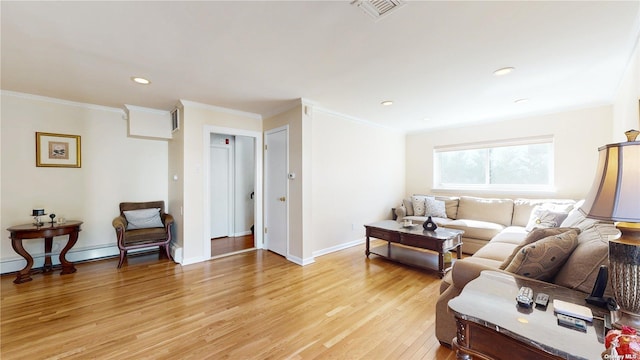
[434,136,554,192]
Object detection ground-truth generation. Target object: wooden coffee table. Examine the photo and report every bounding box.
[448,271,607,359]
[364,220,464,277]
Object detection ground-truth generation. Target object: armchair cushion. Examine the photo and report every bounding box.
[124,208,164,230]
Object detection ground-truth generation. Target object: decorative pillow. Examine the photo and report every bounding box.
[499,227,577,270]
[553,223,619,295]
[425,197,447,218]
[402,198,414,216]
[525,206,569,232]
[124,208,164,230]
[504,229,579,281]
[411,195,428,216]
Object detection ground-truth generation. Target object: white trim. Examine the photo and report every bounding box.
[181,99,262,120]
[124,104,171,116]
[433,135,554,152]
[1,90,124,114]
[286,254,315,266]
[233,230,253,237]
[312,239,365,258]
[170,243,183,264]
[313,105,403,133]
[203,125,264,262]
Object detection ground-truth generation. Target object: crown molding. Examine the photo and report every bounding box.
[1,90,124,114]
[179,99,262,120]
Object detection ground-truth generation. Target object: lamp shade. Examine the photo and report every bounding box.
[581,141,640,222]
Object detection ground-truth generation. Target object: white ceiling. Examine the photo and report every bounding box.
[2,1,639,132]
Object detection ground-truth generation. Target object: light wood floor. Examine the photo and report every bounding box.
[1,240,455,359]
[212,234,255,257]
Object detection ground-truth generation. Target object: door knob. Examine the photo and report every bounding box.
[279,197,286,202]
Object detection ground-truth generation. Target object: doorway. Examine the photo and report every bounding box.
[203,126,263,259]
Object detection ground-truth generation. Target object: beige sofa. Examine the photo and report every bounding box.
[433,201,620,347]
[395,195,575,254]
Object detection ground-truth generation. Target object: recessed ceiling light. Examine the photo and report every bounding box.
[381,100,393,106]
[131,76,151,85]
[493,67,515,76]
[514,98,529,104]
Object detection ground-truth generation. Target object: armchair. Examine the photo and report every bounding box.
[112,201,174,268]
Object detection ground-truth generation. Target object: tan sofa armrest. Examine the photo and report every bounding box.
[451,260,503,289]
[395,205,407,221]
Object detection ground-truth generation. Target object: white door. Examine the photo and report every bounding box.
[264,127,288,257]
[210,145,232,238]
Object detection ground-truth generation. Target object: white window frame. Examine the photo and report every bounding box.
[433,136,555,194]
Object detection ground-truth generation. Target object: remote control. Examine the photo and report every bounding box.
[557,313,587,332]
[535,293,549,308]
[516,286,534,308]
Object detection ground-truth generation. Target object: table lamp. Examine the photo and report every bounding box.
[581,129,640,330]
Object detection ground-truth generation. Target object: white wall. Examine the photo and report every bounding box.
[1,92,168,272]
[177,100,262,265]
[613,34,640,140]
[406,105,614,200]
[311,109,405,256]
[263,104,311,263]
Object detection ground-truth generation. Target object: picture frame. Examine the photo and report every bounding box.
[35,132,81,168]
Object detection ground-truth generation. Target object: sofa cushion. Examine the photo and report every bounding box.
[445,219,505,240]
[411,195,429,216]
[512,199,575,227]
[425,197,447,218]
[490,226,528,246]
[504,229,579,281]
[499,227,577,270]
[473,242,520,262]
[456,196,514,227]
[554,223,619,295]
[524,206,570,232]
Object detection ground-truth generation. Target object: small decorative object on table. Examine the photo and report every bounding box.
[49,213,56,224]
[32,209,45,226]
[423,215,438,231]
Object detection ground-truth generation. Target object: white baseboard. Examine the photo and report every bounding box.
[312,238,364,258]
[287,254,315,266]
[233,230,252,237]
[170,243,183,263]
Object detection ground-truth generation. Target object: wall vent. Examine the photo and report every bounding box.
[352,0,405,21]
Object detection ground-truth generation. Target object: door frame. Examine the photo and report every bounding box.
[203,126,263,259]
[264,125,289,257]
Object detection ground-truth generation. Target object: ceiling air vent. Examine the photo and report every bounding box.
[352,0,405,21]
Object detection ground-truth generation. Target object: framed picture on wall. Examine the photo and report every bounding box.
[35,132,81,168]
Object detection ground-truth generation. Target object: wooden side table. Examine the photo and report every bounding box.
[7,221,83,284]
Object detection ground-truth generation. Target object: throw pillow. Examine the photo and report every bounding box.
[499,227,577,270]
[402,198,414,216]
[424,197,447,218]
[124,208,164,230]
[525,206,569,232]
[504,229,579,281]
[411,195,428,216]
